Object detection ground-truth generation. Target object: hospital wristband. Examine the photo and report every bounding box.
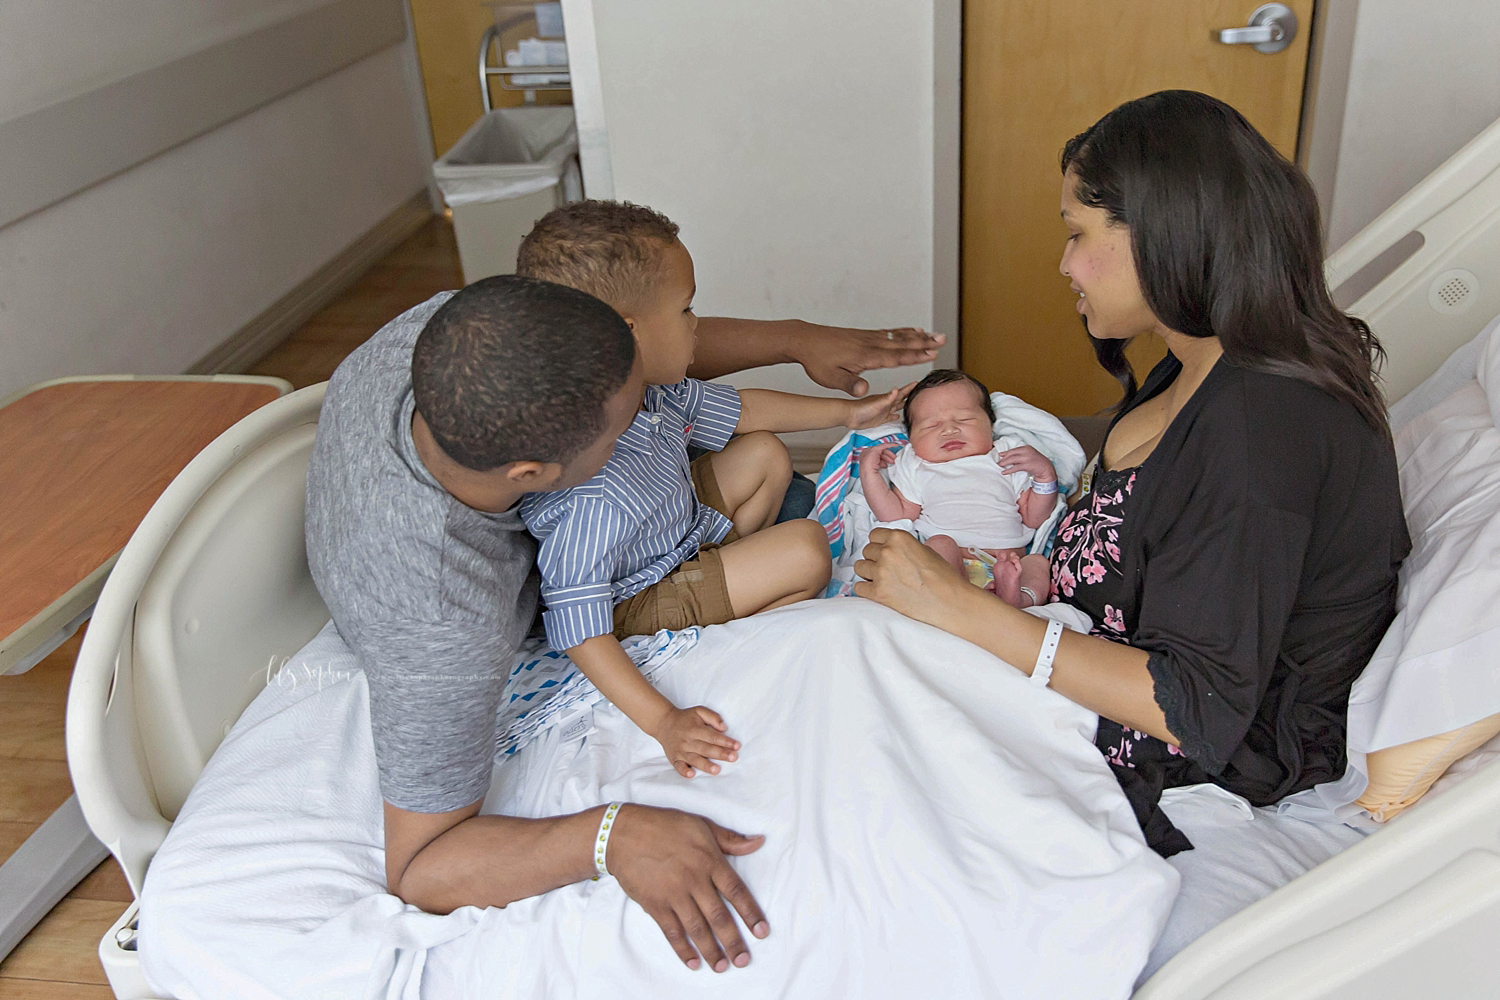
[592,802,623,880]
[1032,619,1064,688]
[1030,478,1059,496]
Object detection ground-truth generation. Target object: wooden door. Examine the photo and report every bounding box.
[962,1,1315,416]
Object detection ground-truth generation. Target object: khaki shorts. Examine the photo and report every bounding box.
[612,453,738,637]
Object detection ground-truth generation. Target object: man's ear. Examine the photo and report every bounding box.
[505,460,566,491]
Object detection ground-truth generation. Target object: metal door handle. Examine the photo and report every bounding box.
[1217,3,1298,54]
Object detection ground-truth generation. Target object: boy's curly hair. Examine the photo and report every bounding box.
[517,200,681,311]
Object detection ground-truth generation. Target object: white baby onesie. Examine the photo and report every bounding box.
[884,438,1034,550]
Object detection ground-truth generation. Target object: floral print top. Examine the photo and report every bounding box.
[1050,465,1136,642]
[1049,464,1186,775]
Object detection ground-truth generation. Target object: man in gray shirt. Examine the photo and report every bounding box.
[307,275,943,973]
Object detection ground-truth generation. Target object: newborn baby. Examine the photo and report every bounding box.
[859,369,1056,608]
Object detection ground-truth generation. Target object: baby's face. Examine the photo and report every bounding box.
[907,381,993,462]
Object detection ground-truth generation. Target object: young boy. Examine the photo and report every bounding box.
[517,200,908,779]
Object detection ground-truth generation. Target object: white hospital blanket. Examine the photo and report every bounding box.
[139,599,1176,1000]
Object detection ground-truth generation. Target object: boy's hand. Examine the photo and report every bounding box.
[651,706,741,779]
[845,383,914,430]
[996,445,1057,485]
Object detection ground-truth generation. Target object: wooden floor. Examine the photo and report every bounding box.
[0,215,462,999]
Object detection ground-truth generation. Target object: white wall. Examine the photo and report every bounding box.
[0,3,430,400]
[0,0,329,122]
[1326,0,1500,250]
[566,0,956,451]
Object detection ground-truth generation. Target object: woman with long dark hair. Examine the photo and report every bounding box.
[854,91,1411,853]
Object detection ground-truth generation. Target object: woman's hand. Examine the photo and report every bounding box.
[845,383,914,430]
[650,705,740,779]
[853,528,977,630]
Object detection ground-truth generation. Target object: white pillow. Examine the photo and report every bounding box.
[1481,310,1500,426]
[1353,381,1500,752]
[1282,315,1500,824]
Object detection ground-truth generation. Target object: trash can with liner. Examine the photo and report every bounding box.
[433,106,582,283]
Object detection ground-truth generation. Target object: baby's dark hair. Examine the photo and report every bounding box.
[903,369,996,428]
[517,200,681,311]
[411,275,636,471]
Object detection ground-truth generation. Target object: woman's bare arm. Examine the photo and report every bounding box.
[854,529,1175,742]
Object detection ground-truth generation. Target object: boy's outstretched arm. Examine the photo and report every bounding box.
[735,385,912,436]
[568,634,740,779]
[690,317,944,397]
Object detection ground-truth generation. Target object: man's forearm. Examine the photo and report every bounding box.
[688,317,804,381]
[394,807,603,914]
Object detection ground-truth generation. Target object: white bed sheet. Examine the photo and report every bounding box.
[139,598,1178,1000]
[1137,787,1366,984]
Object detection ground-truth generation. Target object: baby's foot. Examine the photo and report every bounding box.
[990,551,1025,607]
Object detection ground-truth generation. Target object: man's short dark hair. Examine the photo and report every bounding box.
[903,369,996,429]
[516,200,681,310]
[411,275,636,471]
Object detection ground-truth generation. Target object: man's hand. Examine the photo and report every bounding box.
[651,705,740,778]
[845,383,914,430]
[609,804,769,972]
[797,325,945,397]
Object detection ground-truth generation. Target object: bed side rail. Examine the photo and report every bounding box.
[1136,757,1500,999]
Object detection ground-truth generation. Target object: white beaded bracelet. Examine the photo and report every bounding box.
[1032,619,1065,688]
[592,802,623,879]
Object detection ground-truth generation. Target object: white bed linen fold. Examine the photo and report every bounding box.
[140,599,1176,1000]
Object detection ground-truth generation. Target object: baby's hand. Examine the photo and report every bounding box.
[858,441,900,477]
[846,383,915,430]
[651,705,740,779]
[996,445,1057,486]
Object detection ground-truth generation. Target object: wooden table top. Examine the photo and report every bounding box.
[0,380,282,642]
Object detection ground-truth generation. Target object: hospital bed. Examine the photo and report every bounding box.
[64,111,1500,998]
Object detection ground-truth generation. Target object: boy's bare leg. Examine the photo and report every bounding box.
[925,535,968,579]
[717,519,832,616]
[708,431,793,537]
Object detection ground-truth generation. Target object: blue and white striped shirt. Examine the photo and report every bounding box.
[520,378,743,650]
